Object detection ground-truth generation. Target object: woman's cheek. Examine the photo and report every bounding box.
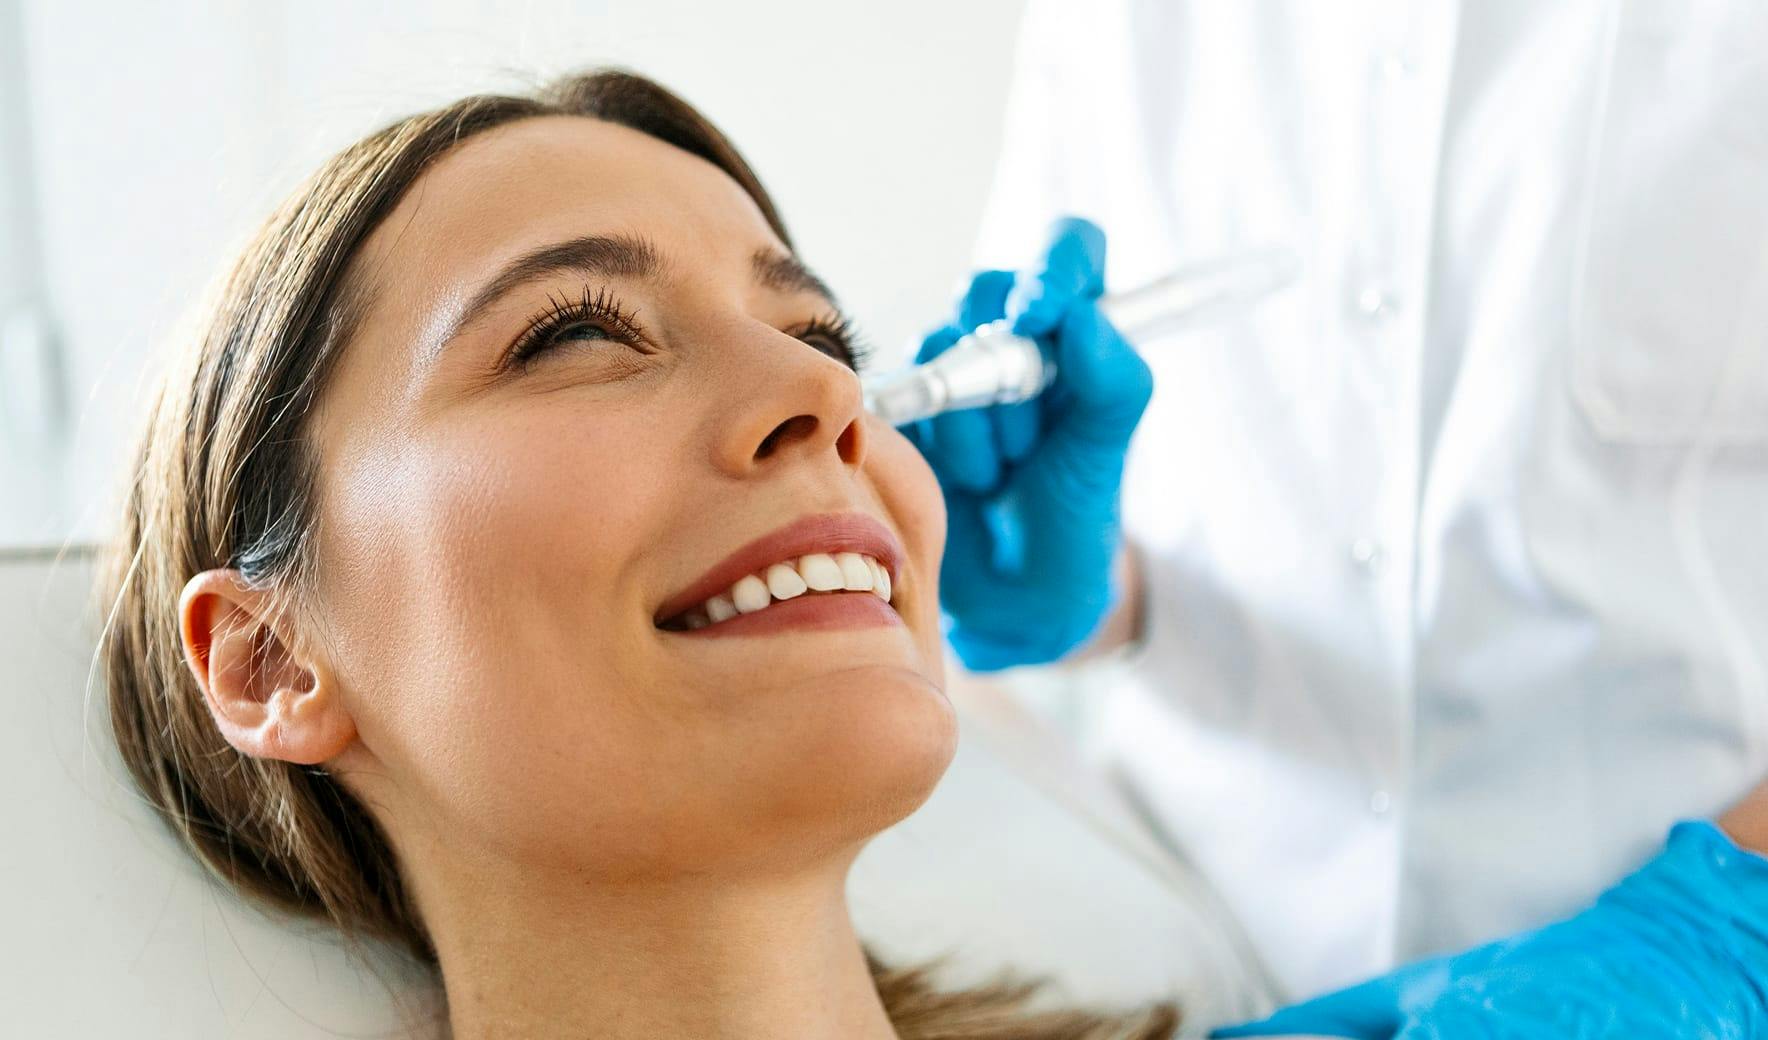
[868,422,946,611]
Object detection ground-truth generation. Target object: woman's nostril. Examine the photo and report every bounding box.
[836,417,864,467]
[755,414,818,459]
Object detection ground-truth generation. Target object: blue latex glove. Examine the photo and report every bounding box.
[902,217,1152,672]
[1213,821,1768,1039]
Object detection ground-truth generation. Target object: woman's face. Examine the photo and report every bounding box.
[307,115,954,887]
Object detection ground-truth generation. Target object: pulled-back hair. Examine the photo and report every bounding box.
[100,67,1179,1039]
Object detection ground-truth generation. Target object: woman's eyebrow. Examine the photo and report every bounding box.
[438,232,664,350]
[422,235,838,365]
[751,248,838,306]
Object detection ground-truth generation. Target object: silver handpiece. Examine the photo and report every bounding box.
[862,247,1299,426]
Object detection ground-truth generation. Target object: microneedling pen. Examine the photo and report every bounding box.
[861,247,1299,427]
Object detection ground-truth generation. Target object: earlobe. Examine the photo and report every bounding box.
[178,570,356,765]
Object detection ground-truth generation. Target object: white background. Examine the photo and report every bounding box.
[0,0,1027,548]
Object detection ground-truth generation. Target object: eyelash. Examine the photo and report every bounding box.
[505,285,875,373]
[507,285,646,368]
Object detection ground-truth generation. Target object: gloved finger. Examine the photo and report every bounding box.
[937,484,994,593]
[956,268,1015,334]
[992,397,1041,464]
[927,408,1001,492]
[980,491,1027,575]
[1036,301,1152,449]
[903,406,1000,495]
[912,422,997,498]
[914,321,965,365]
[1005,215,1107,338]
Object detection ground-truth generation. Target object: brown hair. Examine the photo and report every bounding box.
[100,68,1179,1039]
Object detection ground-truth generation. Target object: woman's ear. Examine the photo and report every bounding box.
[178,569,355,765]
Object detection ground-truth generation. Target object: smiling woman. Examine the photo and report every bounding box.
[99,70,1183,1039]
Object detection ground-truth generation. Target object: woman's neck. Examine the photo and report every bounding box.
[425,856,897,1040]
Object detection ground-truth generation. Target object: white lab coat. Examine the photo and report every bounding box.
[974,0,1768,998]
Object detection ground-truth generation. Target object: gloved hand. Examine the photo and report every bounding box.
[1212,821,1768,1039]
[902,217,1152,672]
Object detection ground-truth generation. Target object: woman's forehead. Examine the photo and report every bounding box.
[359,114,780,304]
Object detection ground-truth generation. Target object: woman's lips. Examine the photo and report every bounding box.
[652,511,905,627]
[661,588,902,638]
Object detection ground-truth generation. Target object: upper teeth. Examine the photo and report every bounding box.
[674,552,893,630]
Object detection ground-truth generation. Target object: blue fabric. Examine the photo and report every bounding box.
[1212,821,1768,1038]
[902,217,1152,671]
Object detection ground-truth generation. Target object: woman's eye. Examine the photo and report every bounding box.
[793,314,871,372]
[803,334,848,364]
[506,286,649,370]
[507,323,618,369]
[552,323,615,346]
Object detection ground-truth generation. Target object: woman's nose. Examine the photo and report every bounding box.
[710,330,868,477]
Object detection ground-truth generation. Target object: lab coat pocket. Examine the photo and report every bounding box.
[1569,0,1768,444]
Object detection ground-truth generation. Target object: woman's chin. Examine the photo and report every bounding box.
[723,665,958,864]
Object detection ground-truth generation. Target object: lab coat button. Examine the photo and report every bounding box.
[1370,790,1393,815]
[1356,286,1401,322]
[1349,537,1386,575]
[1378,52,1414,80]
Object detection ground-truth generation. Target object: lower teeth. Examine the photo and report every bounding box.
[664,589,879,631]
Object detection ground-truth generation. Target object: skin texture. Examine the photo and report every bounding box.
[178,115,955,1039]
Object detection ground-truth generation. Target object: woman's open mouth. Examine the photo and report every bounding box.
[653,512,906,637]
[657,551,895,633]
